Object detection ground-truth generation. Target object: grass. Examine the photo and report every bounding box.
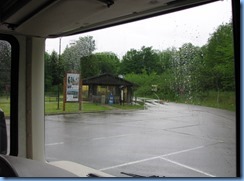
[0,102,10,116]
[175,91,236,112]
[0,97,10,116]
[45,101,113,115]
[45,102,144,115]
[197,91,236,111]
[110,104,144,110]
[0,96,143,116]
[0,91,236,117]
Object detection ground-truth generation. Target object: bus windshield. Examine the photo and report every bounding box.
[44,0,236,177]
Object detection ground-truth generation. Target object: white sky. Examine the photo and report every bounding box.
[45,0,232,58]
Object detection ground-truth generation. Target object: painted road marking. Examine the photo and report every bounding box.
[160,145,204,157]
[99,144,217,177]
[160,157,216,177]
[92,134,132,140]
[99,156,159,171]
[45,142,64,146]
[99,145,204,171]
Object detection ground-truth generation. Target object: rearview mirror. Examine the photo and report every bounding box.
[0,109,7,154]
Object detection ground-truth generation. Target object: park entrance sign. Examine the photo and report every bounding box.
[63,73,82,111]
[66,73,80,102]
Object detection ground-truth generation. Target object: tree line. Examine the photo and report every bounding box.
[44,22,235,103]
[0,41,11,96]
[0,22,235,106]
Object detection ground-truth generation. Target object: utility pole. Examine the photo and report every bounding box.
[57,37,61,110]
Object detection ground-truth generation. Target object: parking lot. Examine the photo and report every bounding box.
[45,102,236,177]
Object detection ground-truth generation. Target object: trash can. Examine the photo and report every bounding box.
[108,93,114,105]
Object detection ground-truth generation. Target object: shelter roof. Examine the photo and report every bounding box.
[82,73,134,87]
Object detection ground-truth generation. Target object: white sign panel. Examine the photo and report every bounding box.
[66,73,80,102]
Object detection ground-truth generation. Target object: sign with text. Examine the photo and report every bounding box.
[66,73,80,102]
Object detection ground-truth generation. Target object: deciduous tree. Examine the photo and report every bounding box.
[0,41,11,95]
[62,36,96,73]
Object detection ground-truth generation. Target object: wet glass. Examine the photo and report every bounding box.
[45,0,236,177]
[0,40,11,155]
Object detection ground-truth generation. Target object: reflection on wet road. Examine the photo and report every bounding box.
[45,102,236,177]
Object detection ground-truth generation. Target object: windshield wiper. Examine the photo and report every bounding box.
[87,173,101,177]
[121,172,162,177]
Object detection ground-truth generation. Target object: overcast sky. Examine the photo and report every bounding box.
[45,0,232,58]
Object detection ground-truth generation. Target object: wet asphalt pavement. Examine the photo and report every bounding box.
[45,102,236,177]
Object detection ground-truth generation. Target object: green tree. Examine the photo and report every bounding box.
[120,49,141,74]
[0,41,11,95]
[203,22,234,91]
[140,46,160,74]
[80,52,120,78]
[45,51,65,92]
[120,46,160,75]
[80,55,100,78]
[94,52,120,75]
[169,43,202,99]
[125,71,159,97]
[44,52,52,92]
[158,47,177,73]
[50,51,64,85]
[62,36,96,72]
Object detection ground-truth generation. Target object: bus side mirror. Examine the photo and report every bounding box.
[0,109,7,154]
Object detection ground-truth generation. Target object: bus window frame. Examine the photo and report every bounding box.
[0,34,19,156]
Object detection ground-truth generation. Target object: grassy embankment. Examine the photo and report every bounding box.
[0,96,144,117]
[174,91,236,112]
[0,91,235,117]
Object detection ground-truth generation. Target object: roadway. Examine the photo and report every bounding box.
[45,102,236,177]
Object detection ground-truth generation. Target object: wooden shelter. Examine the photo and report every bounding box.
[82,73,135,104]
